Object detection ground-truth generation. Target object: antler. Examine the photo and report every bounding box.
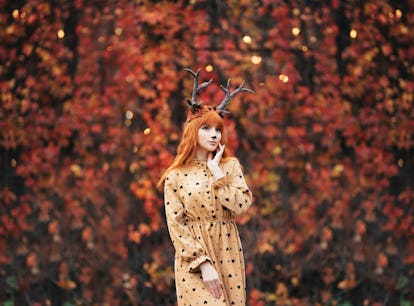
[217,79,254,115]
[184,68,213,110]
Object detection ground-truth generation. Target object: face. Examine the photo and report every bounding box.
[197,124,222,154]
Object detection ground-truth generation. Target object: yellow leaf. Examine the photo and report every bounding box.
[58,279,77,290]
[332,164,344,177]
[258,242,274,254]
[338,278,356,290]
[70,164,83,177]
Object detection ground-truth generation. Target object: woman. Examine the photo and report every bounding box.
[158,69,253,305]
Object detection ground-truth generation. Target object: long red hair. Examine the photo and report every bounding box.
[158,110,232,188]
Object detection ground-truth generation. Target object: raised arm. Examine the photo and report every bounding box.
[212,158,253,215]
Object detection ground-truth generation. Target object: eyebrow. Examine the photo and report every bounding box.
[202,124,222,128]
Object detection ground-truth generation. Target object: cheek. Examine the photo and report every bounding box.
[198,129,207,141]
[198,129,204,138]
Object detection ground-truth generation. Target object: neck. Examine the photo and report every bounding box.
[194,148,208,161]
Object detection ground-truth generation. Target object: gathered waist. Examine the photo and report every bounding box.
[186,218,236,226]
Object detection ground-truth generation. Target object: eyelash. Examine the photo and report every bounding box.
[202,126,221,132]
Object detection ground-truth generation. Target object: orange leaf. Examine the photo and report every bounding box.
[245,261,254,276]
[337,278,357,290]
[286,126,306,138]
[139,223,152,236]
[48,220,58,235]
[82,227,93,241]
[248,289,264,306]
[128,230,142,244]
[377,252,388,268]
[322,227,333,241]
[57,279,77,290]
[355,220,366,235]
[26,253,37,267]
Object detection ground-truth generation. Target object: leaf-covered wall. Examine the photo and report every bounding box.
[1,0,413,305]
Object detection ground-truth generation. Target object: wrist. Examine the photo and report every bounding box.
[209,167,223,179]
[213,173,225,181]
[200,261,209,272]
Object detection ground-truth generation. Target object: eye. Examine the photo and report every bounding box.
[201,125,210,130]
[215,127,222,133]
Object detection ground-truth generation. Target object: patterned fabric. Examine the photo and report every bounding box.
[164,157,253,306]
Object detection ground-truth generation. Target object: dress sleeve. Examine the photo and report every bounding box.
[212,158,253,215]
[164,170,211,272]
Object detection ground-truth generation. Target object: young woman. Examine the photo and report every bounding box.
[158,69,253,306]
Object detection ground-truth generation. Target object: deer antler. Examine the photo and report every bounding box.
[217,79,254,115]
[184,68,213,111]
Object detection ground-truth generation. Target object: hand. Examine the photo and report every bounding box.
[200,262,223,299]
[207,144,225,180]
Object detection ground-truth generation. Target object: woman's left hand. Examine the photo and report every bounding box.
[207,144,225,180]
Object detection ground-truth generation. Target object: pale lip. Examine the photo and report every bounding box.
[208,141,218,146]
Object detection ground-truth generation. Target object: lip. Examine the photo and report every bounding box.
[208,141,218,146]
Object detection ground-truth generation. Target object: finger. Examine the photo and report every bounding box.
[215,282,223,299]
[204,280,222,299]
[215,144,224,160]
[220,144,225,154]
[211,280,222,299]
[203,281,215,297]
[214,284,222,299]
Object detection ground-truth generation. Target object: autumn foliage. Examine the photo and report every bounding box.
[1,0,414,305]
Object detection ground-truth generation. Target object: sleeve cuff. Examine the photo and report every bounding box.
[188,255,211,273]
[212,175,231,189]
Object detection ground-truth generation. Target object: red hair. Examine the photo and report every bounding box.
[158,110,232,188]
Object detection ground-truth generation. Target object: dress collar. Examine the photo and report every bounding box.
[189,159,207,166]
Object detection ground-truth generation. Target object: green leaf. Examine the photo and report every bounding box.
[5,276,17,290]
[400,300,412,306]
[397,276,409,290]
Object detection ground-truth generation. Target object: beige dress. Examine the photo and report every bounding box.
[164,157,253,306]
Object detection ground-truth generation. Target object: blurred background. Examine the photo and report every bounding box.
[1,0,413,305]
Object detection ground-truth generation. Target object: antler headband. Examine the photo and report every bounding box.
[184,68,254,122]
